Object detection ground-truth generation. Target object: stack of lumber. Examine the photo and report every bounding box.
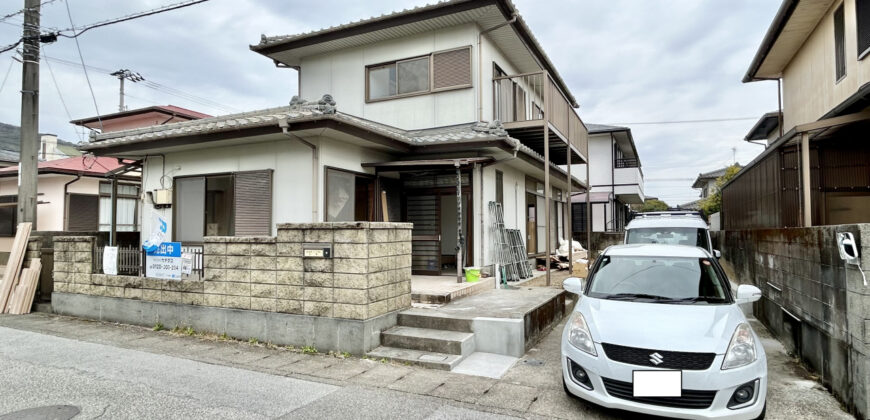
[0,222,37,314]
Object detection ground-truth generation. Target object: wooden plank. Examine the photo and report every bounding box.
[9,268,31,314]
[18,259,41,314]
[0,222,32,313]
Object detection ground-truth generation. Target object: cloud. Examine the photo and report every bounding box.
[0,0,780,204]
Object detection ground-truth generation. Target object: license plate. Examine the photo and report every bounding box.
[633,370,682,397]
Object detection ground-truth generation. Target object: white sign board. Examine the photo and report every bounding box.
[181,252,193,275]
[145,242,182,280]
[102,246,118,276]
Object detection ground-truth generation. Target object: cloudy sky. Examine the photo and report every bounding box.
[0,0,781,205]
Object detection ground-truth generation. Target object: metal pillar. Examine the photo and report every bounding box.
[801,132,812,227]
[543,73,551,286]
[586,162,591,257]
[455,163,464,283]
[110,177,118,246]
[17,0,40,228]
[566,144,572,274]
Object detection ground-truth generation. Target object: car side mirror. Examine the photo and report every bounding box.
[735,284,762,304]
[713,249,721,259]
[837,232,860,265]
[563,277,584,295]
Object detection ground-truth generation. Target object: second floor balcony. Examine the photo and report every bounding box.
[493,71,588,166]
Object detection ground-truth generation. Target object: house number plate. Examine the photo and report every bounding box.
[303,243,332,258]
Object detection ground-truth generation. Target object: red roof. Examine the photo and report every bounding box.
[0,156,132,177]
[158,105,212,119]
[70,105,212,125]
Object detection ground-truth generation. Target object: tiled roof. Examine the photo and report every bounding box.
[0,156,130,177]
[82,99,510,151]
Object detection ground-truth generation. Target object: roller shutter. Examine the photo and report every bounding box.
[234,170,273,235]
[432,47,471,90]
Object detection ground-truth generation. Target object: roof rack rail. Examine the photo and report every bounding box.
[634,211,703,219]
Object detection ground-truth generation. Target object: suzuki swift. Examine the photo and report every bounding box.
[561,244,766,419]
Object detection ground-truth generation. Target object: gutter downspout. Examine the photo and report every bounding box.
[279,118,319,222]
[478,14,517,122]
[63,173,82,230]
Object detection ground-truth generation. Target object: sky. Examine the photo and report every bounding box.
[0,0,782,205]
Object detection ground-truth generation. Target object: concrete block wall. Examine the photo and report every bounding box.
[52,223,413,322]
[712,224,870,419]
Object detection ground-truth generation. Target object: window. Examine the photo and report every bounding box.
[98,182,140,232]
[174,170,272,243]
[0,195,16,237]
[858,0,870,59]
[325,168,375,221]
[835,4,846,80]
[366,46,471,101]
[67,194,99,231]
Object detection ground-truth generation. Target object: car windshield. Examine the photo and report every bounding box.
[626,227,709,250]
[587,256,729,304]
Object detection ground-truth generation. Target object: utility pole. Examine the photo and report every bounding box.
[18,0,40,228]
[110,69,144,112]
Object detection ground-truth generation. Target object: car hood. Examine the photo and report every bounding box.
[578,297,745,354]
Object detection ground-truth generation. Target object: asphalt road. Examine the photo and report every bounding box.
[0,311,854,420]
[0,326,513,420]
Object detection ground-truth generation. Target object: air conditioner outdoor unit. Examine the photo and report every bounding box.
[151,189,172,207]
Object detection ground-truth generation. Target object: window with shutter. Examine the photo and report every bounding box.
[835,4,846,81]
[67,194,99,231]
[432,47,471,90]
[858,0,870,59]
[234,170,273,236]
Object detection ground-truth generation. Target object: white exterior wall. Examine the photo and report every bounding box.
[139,136,392,244]
[299,24,479,129]
[0,174,100,252]
[475,162,526,267]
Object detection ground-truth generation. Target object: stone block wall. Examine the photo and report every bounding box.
[712,224,870,419]
[52,223,413,322]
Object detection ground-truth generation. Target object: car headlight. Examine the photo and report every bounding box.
[722,323,756,370]
[568,312,597,356]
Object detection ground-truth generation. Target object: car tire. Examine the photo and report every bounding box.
[754,403,766,420]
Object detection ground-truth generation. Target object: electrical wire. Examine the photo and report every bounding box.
[0,57,15,95]
[604,117,759,126]
[0,0,61,24]
[64,0,102,131]
[42,47,83,143]
[56,0,210,39]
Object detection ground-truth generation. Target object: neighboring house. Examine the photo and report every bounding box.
[0,156,141,257]
[0,122,83,166]
[571,124,643,233]
[726,0,870,229]
[70,105,211,133]
[692,165,740,200]
[79,0,589,276]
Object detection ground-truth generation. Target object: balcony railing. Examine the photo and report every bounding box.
[615,158,640,168]
[492,71,588,160]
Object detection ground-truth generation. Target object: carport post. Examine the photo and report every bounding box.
[455,162,463,283]
[800,132,811,227]
[543,72,551,287]
[567,142,572,274]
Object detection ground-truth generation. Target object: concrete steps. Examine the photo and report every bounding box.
[366,346,464,370]
[367,312,477,370]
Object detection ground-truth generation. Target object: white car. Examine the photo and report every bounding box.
[561,244,766,420]
[624,214,720,258]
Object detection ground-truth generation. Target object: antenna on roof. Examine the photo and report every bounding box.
[110,69,145,112]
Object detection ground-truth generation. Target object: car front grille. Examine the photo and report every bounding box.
[601,343,716,370]
[601,377,717,409]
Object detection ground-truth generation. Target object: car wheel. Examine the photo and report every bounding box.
[754,403,766,420]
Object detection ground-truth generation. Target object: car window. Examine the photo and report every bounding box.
[626,227,709,250]
[587,256,729,304]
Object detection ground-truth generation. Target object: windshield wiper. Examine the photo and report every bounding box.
[656,296,729,304]
[604,293,671,301]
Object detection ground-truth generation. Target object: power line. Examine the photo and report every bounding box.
[64,0,102,130]
[56,0,210,39]
[42,47,83,142]
[605,116,758,126]
[0,57,15,95]
[0,0,61,23]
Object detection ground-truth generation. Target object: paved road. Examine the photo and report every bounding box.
[0,312,854,420]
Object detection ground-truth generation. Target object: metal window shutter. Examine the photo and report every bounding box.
[234,170,273,236]
[432,48,471,90]
[67,194,99,231]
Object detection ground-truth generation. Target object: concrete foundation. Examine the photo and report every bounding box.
[52,292,397,354]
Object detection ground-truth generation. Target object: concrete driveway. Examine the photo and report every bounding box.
[0,311,854,419]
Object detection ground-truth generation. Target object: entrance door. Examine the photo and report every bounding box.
[407,194,441,275]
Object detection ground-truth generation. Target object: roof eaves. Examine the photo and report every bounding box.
[743,0,799,83]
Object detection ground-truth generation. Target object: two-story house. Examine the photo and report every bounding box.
[79,0,589,279]
[723,0,870,229]
[571,124,643,233]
